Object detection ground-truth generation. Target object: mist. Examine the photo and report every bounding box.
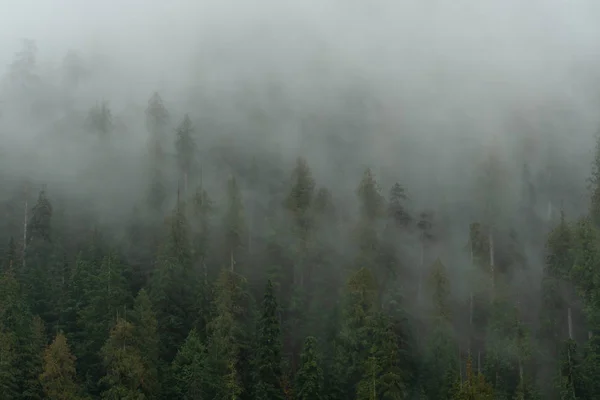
[2,1,600,398]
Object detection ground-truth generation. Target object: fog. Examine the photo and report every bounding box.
[0,0,599,308]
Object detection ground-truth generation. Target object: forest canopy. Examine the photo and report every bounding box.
[2,2,600,398]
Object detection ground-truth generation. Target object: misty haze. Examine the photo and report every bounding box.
[2,1,600,399]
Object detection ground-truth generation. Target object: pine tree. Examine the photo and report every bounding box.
[589,133,600,228]
[423,259,458,400]
[453,356,494,400]
[206,269,254,400]
[254,280,284,400]
[171,328,208,399]
[40,333,82,400]
[557,339,583,400]
[357,168,385,221]
[222,175,247,274]
[0,331,19,399]
[175,114,196,193]
[23,189,63,330]
[150,202,196,362]
[86,101,113,138]
[99,318,147,399]
[130,289,159,398]
[387,182,410,228]
[295,336,323,400]
[145,92,169,144]
[335,267,378,399]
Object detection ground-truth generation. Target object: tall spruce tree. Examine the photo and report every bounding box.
[40,333,82,400]
[295,336,323,400]
[170,328,208,399]
[254,280,284,400]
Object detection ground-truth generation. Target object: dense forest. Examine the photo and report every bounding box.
[2,12,600,398]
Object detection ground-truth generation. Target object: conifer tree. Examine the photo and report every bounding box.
[130,289,159,398]
[18,316,46,400]
[150,202,196,362]
[222,175,247,274]
[207,269,254,400]
[99,318,148,399]
[170,328,208,400]
[453,356,494,400]
[254,280,284,400]
[145,92,169,144]
[295,336,323,400]
[387,182,410,228]
[175,114,196,193]
[335,267,378,399]
[589,133,600,228]
[357,168,385,221]
[40,333,82,400]
[423,259,458,400]
[0,331,19,399]
[86,101,113,138]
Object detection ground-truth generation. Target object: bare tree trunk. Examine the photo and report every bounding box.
[230,252,235,272]
[477,351,481,374]
[547,200,553,221]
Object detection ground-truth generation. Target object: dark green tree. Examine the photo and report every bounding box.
[40,333,82,400]
[150,202,196,362]
[170,328,208,400]
[254,280,284,400]
[175,113,196,193]
[99,318,148,400]
[295,336,323,400]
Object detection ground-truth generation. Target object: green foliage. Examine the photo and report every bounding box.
[175,114,196,176]
[295,336,323,400]
[254,280,284,400]
[150,202,196,362]
[40,333,82,400]
[170,328,208,399]
[99,318,147,399]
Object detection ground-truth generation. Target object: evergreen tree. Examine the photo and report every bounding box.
[453,356,494,400]
[145,92,169,144]
[40,333,82,400]
[206,269,254,400]
[589,133,600,228]
[0,331,19,399]
[222,175,247,274]
[150,202,196,362]
[99,318,148,399]
[295,336,323,400]
[130,289,159,398]
[171,328,208,400]
[254,280,284,400]
[86,101,113,137]
[175,113,196,192]
[387,182,410,228]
